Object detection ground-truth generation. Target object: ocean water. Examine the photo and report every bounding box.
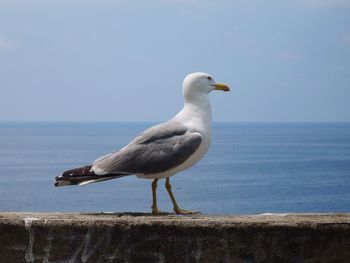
[0,122,349,215]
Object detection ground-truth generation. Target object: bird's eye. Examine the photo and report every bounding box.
[207,76,212,81]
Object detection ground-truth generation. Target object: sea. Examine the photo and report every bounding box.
[0,122,349,215]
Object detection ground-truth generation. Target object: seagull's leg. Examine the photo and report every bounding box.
[151,179,167,214]
[165,178,200,215]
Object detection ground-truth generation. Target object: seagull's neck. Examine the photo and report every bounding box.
[175,94,212,133]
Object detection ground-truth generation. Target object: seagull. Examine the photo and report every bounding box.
[54,72,230,214]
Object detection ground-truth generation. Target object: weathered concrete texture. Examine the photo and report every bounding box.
[0,212,349,263]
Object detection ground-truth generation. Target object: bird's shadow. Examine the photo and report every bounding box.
[82,212,175,217]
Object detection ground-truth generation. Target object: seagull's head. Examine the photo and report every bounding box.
[183,72,230,102]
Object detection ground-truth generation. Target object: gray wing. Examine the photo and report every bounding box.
[92,121,202,175]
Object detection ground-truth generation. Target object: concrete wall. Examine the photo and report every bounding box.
[0,212,349,263]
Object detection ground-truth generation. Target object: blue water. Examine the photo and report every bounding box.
[0,122,349,215]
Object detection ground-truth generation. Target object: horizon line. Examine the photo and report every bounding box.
[0,120,350,124]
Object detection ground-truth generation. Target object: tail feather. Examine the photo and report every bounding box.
[54,165,129,187]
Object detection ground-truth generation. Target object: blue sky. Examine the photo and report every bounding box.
[0,0,349,122]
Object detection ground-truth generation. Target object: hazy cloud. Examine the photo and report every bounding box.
[1,0,350,8]
[343,33,350,45]
[302,0,350,7]
[278,50,301,61]
[0,36,17,51]
[0,0,129,7]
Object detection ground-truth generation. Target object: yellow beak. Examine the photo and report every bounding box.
[212,83,230,92]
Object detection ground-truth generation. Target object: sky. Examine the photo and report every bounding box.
[0,0,349,122]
